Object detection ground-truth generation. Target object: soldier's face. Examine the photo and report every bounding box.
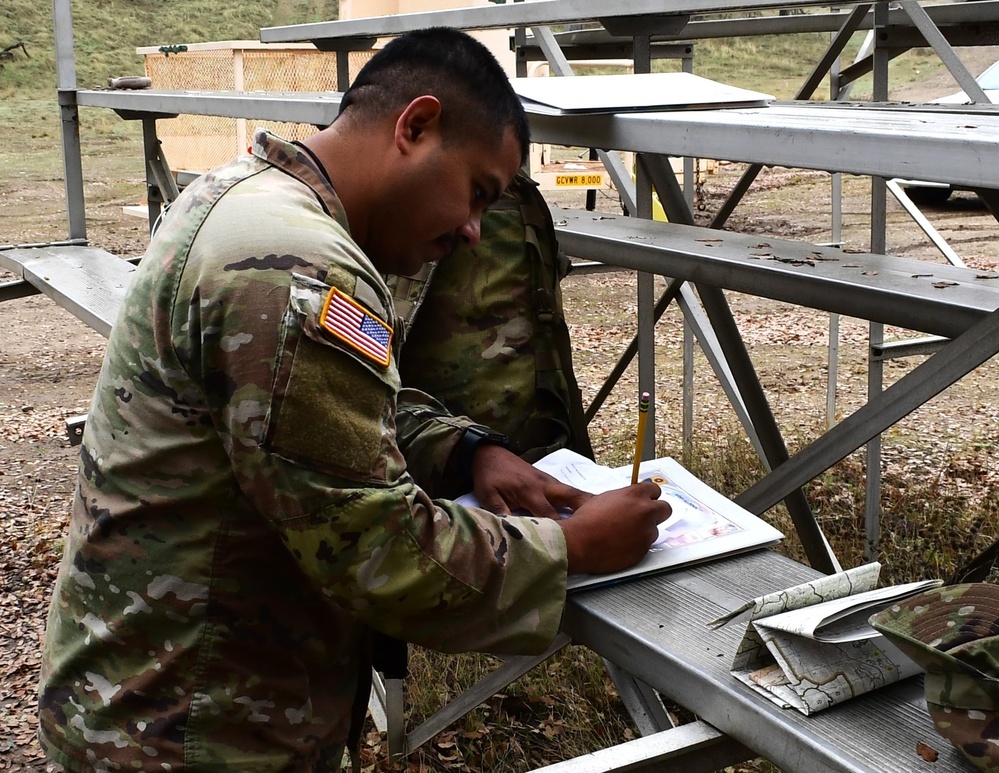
[374,124,522,276]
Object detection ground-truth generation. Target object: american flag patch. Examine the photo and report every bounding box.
[319,288,393,367]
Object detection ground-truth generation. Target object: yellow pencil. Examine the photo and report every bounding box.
[630,391,651,485]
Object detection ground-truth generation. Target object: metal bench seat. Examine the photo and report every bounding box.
[0,246,138,338]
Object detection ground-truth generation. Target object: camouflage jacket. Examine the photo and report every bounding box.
[39,131,568,773]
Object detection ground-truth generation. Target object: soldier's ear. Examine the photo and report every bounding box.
[394,96,443,153]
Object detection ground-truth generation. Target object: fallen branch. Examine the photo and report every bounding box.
[0,40,29,63]
[0,41,29,72]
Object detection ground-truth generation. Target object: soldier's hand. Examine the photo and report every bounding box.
[471,444,591,518]
[559,483,672,575]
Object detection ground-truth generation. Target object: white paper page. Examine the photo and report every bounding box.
[632,461,750,549]
[530,448,623,494]
[454,449,782,591]
[455,450,713,546]
[454,448,622,509]
[512,72,774,114]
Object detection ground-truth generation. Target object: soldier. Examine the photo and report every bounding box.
[38,27,671,772]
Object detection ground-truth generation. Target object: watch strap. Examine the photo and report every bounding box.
[455,425,509,478]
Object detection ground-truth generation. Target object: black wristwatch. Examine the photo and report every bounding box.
[455,425,509,478]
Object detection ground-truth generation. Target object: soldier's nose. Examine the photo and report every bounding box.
[457,215,482,248]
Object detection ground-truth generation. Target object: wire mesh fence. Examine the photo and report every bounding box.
[142,45,374,173]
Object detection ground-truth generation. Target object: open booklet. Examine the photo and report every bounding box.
[512,72,774,116]
[710,562,943,715]
[455,448,783,591]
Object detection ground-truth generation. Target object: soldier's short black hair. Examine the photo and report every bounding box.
[338,27,530,164]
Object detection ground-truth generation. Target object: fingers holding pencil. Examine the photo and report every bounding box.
[560,481,672,574]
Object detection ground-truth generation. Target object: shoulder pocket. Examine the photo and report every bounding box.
[265,273,401,479]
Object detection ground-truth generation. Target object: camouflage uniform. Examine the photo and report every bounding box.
[39,130,568,772]
[390,173,593,468]
[870,583,999,772]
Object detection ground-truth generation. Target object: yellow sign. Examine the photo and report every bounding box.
[555,173,604,188]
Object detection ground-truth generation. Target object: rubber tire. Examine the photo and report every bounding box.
[905,186,953,206]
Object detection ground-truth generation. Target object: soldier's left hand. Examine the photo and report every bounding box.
[470,444,591,519]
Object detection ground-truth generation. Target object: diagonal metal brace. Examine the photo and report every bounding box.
[737,306,999,514]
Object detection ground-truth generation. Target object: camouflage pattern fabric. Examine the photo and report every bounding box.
[38,130,568,773]
[389,172,593,471]
[870,583,999,772]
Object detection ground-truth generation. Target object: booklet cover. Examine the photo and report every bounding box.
[710,563,943,715]
[512,71,775,116]
[456,448,783,592]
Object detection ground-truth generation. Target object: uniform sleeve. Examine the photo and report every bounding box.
[181,210,567,656]
[395,387,484,499]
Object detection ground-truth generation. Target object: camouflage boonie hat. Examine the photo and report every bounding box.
[870,583,999,772]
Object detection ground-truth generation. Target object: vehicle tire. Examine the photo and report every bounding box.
[904,186,952,206]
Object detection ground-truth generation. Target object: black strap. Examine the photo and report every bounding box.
[951,539,999,583]
[346,632,375,773]
[553,312,595,460]
[372,631,410,680]
[293,140,334,187]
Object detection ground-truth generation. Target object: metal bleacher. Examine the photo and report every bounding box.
[15,0,999,769]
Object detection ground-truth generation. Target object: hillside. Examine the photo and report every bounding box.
[0,0,339,94]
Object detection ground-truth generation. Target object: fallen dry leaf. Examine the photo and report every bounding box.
[916,741,939,762]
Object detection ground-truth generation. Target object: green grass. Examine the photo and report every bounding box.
[0,0,339,97]
[0,96,146,246]
[652,29,949,100]
[0,98,63,176]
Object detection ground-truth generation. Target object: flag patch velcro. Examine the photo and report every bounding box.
[320,288,393,367]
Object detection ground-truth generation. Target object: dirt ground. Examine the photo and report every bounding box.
[2,47,999,771]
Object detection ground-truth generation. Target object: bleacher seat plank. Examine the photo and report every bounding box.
[565,549,974,772]
[553,208,999,341]
[0,247,136,337]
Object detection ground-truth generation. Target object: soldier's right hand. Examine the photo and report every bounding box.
[559,482,672,575]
